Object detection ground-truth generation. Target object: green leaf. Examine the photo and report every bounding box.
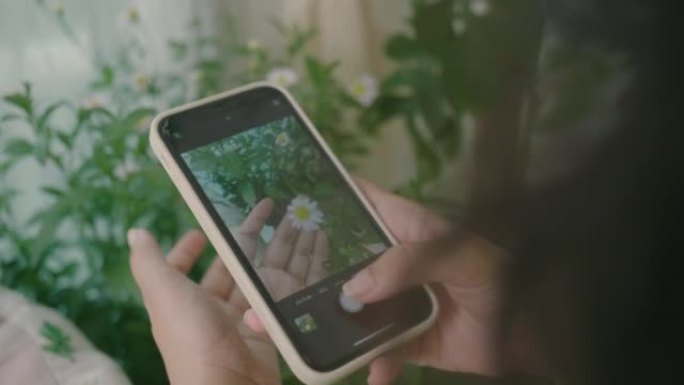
[382,67,434,93]
[265,184,288,200]
[37,101,70,132]
[270,17,287,36]
[287,27,316,57]
[107,108,156,136]
[40,321,75,361]
[92,65,115,89]
[123,108,156,126]
[1,113,21,123]
[77,106,115,124]
[411,0,456,56]
[238,183,257,206]
[385,34,423,61]
[56,262,79,279]
[305,56,337,88]
[27,200,69,264]
[3,138,34,158]
[56,132,73,148]
[169,40,188,61]
[359,95,412,133]
[222,151,246,178]
[405,115,442,184]
[198,60,223,75]
[42,187,65,198]
[3,92,33,116]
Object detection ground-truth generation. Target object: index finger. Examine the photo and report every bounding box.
[264,213,300,270]
[236,198,275,261]
[353,177,453,242]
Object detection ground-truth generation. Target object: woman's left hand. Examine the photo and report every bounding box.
[128,228,279,385]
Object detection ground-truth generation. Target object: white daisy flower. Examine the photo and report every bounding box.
[246,39,262,51]
[349,75,379,107]
[452,17,467,35]
[362,243,387,255]
[135,115,153,132]
[81,93,111,109]
[275,132,290,147]
[190,70,204,84]
[114,159,140,180]
[131,71,151,92]
[287,195,324,232]
[52,2,65,17]
[122,4,140,25]
[186,70,203,98]
[266,67,299,88]
[470,0,490,17]
[460,111,476,132]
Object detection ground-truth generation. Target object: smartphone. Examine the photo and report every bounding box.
[149,82,438,384]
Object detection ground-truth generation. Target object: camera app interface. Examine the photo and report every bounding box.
[182,115,389,298]
[170,91,431,369]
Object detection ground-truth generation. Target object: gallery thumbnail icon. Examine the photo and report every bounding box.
[294,313,318,334]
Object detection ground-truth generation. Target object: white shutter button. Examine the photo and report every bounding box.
[339,292,364,313]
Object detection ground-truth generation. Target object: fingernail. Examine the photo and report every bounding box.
[343,269,374,299]
[127,228,142,247]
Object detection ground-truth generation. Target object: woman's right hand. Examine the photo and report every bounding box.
[346,182,506,385]
[244,179,506,384]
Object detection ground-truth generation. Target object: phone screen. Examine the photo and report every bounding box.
[159,86,432,370]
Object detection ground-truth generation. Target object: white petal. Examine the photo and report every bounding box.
[452,18,467,35]
[310,212,324,223]
[470,0,490,16]
[460,111,476,131]
[266,67,299,87]
[363,243,388,254]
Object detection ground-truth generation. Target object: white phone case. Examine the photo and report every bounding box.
[149,82,438,385]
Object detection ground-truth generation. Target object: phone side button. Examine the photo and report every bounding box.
[339,292,364,313]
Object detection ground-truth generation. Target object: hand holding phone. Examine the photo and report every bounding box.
[127,228,281,385]
[149,83,438,384]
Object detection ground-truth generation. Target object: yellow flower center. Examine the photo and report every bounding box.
[352,83,367,97]
[134,74,149,89]
[293,206,311,221]
[275,132,289,146]
[128,8,140,23]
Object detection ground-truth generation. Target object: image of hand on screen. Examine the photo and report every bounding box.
[235,197,330,301]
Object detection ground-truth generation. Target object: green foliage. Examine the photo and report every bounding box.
[363,0,542,201]
[41,321,75,361]
[0,82,184,383]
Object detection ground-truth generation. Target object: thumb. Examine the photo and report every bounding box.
[343,234,502,303]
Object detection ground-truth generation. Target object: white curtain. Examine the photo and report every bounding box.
[0,0,213,99]
[0,0,213,220]
[220,0,421,189]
